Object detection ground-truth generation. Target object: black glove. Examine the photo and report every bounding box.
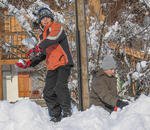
[116,99,129,109]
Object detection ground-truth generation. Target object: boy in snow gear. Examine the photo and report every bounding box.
[90,55,128,113]
[16,7,74,122]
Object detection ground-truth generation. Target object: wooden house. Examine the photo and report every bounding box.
[0,8,42,102]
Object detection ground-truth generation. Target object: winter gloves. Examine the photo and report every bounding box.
[16,45,44,69]
[16,59,31,69]
[26,45,42,58]
[116,99,129,108]
[114,99,129,111]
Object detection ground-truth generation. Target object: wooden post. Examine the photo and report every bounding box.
[76,0,89,110]
[0,65,3,100]
[0,9,4,100]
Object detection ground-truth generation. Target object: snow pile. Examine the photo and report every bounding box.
[0,95,150,130]
[0,100,51,130]
[110,94,150,130]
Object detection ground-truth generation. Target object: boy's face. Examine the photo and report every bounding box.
[104,69,115,77]
[40,17,51,27]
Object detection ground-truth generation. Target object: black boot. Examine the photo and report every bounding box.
[63,110,72,118]
[50,115,62,122]
[48,104,62,122]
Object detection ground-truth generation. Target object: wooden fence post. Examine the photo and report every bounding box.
[76,0,89,110]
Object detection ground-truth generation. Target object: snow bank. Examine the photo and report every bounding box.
[0,95,150,130]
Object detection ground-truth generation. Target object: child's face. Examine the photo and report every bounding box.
[104,69,115,77]
[41,17,51,27]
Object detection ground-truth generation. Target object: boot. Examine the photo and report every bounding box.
[50,115,62,122]
[63,110,72,118]
[48,104,62,122]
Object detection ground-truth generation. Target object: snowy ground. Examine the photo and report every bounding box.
[0,94,150,130]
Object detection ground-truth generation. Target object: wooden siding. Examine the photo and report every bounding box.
[18,73,31,97]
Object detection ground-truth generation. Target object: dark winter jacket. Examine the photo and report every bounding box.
[90,69,118,112]
[30,22,74,70]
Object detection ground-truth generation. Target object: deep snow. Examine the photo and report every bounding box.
[0,94,150,130]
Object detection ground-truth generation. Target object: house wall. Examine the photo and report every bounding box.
[3,72,20,102]
[2,70,33,102]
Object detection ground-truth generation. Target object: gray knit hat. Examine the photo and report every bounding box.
[101,55,116,70]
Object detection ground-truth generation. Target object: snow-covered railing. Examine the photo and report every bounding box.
[109,42,150,60]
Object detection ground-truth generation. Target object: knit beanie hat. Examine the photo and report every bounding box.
[101,55,116,70]
[38,8,54,24]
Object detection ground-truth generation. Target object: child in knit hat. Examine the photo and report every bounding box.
[90,55,128,113]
